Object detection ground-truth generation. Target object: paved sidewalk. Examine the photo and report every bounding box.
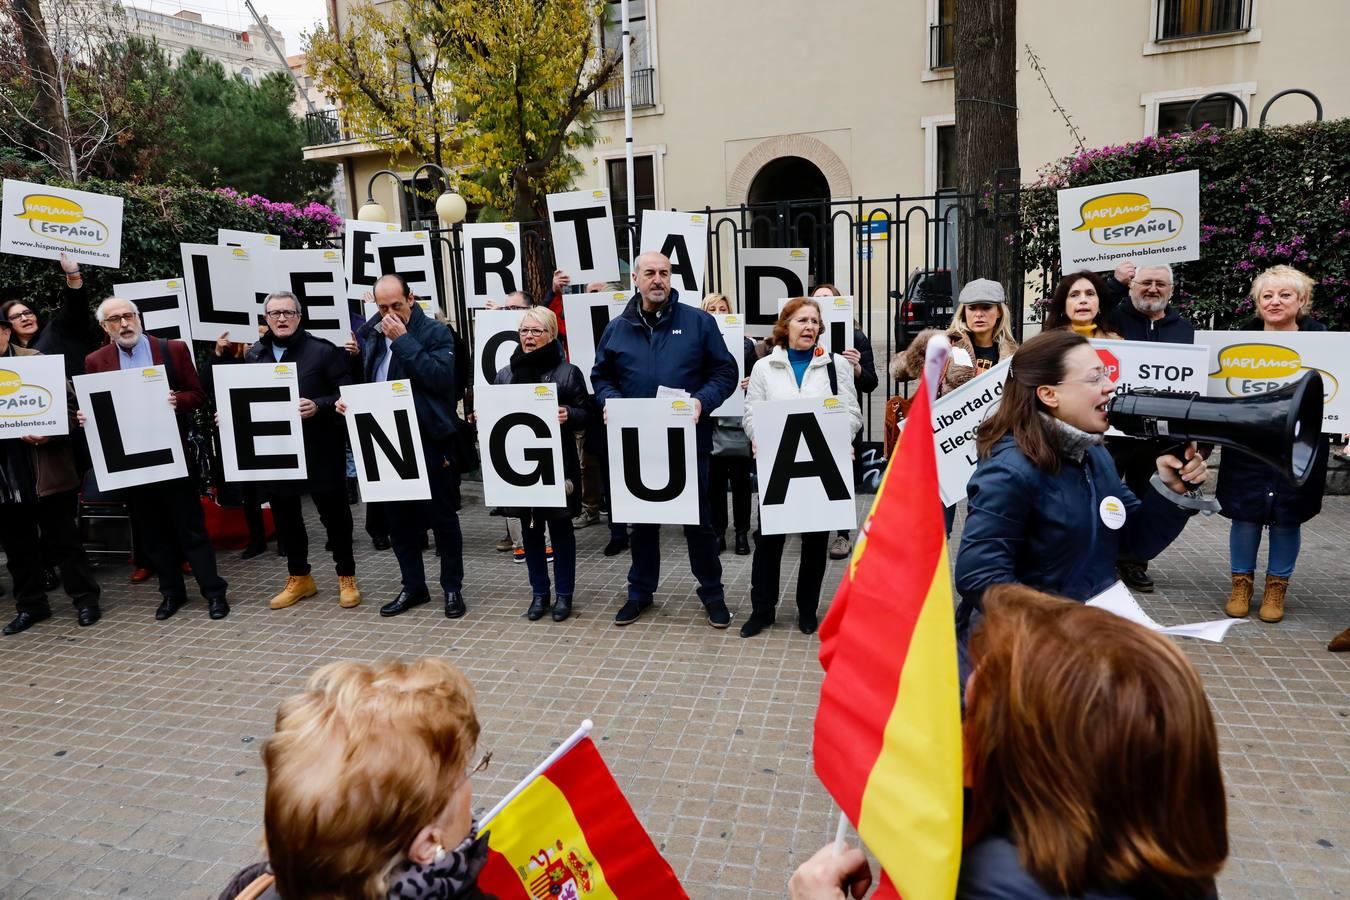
[0,493,1346,899]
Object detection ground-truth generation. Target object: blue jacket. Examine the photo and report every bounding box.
[958,835,1212,899]
[590,291,738,449]
[360,303,461,442]
[955,434,1194,622]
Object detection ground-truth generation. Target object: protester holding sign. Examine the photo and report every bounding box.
[341,274,469,620]
[82,297,230,621]
[740,297,862,638]
[0,320,102,634]
[953,331,1206,666]
[2,254,96,378]
[591,251,738,628]
[492,306,593,623]
[1216,266,1331,624]
[1041,270,1120,339]
[703,294,755,556]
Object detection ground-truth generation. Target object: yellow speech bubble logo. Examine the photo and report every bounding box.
[724,315,739,324]
[391,381,406,391]
[823,397,841,409]
[789,249,806,259]
[274,364,291,375]
[533,385,552,396]
[232,247,248,258]
[1211,343,1303,379]
[691,215,705,224]
[0,369,53,418]
[166,280,180,288]
[671,400,690,410]
[142,368,159,378]
[1073,192,1151,232]
[17,194,83,224]
[591,190,605,199]
[0,370,21,397]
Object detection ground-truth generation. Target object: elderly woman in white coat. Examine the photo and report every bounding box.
[741,297,863,638]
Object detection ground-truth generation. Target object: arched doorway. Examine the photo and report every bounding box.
[746,156,833,287]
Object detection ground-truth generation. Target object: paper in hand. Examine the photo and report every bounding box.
[1087,581,1244,643]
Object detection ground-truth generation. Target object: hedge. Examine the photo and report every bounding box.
[1019,118,1350,330]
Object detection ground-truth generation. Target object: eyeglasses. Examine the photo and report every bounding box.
[453,750,492,792]
[101,313,138,325]
[1135,279,1171,290]
[7,310,36,322]
[265,310,301,320]
[1057,367,1111,387]
[518,327,547,336]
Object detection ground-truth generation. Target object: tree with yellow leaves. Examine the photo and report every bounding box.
[306,0,622,223]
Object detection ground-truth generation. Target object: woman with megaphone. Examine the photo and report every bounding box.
[953,330,1207,666]
[1216,265,1330,624]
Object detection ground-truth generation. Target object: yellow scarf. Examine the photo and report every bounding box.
[1070,322,1098,337]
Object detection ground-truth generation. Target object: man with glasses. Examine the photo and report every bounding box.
[82,296,230,620]
[1104,262,1199,592]
[209,292,362,611]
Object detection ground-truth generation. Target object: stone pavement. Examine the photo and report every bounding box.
[0,490,1346,899]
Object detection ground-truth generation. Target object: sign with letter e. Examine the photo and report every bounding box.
[342,380,430,502]
[212,363,306,482]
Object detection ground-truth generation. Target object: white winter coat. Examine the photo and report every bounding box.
[743,345,864,444]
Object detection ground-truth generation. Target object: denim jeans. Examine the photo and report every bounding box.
[522,516,574,595]
[1229,519,1302,579]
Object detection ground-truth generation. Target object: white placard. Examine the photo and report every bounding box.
[112,278,192,343]
[0,354,68,438]
[342,380,430,502]
[273,248,349,347]
[213,363,306,482]
[344,219,401,300]
[1088,581,1243,642]
[462,222,523,308]
[74,366,187,490]
[1090,338,1210,437]
[370,230,442,315]
[547,189,619,283]
[740,247,810,337]
[711,314,746,418]
[1055,170,1200,272]
[563,293,626,392]
[219,228,280,313]
[181,243,262,344]
[1195,330,1349,432]
[913,357,1012,507]
[775,295,855,355]
[605,397,699,525]
[639,210,709,299]
[1,179,124,267]
[752,396,856,535]
[218,229,279,253]
[476,383,567,508]
[474,309,525,386]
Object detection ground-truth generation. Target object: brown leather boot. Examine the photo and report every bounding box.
[270,574,318,610]
[1329,627,1350,652]
[1224,573,1254,618]
[1258,575,1289,623]
[337,576,362,609]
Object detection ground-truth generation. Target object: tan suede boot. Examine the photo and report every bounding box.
[270,574,318,610]
[1258,575,1289,623]
[337,575,362,609]
[1328,627,1350,652]
[1224,573,1255,618]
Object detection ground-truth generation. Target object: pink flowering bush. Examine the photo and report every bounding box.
[1019,118,1350,329]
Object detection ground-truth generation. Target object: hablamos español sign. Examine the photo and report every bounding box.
[1,179,124,268]
[1055,170,1199,273]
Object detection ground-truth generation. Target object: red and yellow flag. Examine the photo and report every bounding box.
[476,736,687,900]
[814,367,963,899]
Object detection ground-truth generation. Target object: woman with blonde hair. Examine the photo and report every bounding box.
[219,658,492,900]
[702,293,756,554]
[890,279,1018,397]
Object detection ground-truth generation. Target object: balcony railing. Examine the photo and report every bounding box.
[593,66,656,112]
[1156,0,1251,41]
[304,109,344,146]
[929,23,955,70]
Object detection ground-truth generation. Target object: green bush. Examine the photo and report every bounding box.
[1019,118,1350,329]
[0,175,341,316]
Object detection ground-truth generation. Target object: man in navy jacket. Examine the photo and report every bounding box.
[592,252,738,628]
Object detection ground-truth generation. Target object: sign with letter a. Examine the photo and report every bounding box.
[639,210,709,300]
[341,380,430,502]
[606,397,699,525]
[753,397,855,535]
[475,383,567,509]
[212,363,306,482]
[462,223,523,308]
[740,248,809,337]
[74,366,187,491]
[547,189,620,283]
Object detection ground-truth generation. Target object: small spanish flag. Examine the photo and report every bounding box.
[477,732,687,900]
[814,356,964,899]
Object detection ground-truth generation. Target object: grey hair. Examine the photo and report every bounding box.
[1136,262,1174,282]
[95,296,140,321]
[263,291,302,313]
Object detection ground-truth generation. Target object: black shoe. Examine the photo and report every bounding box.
[155,595,186,621]
[552,594,573,622]
[734,531,751,555]
[798,608,819,635]
[706,600,732,629]
[444,591,467,619]
[76,605,101,627]
[614,597,652,625]
[372,535,392,551]
[3,609,51,635]
[527,593,551,621]
[717,534,727,554]
[207,597,230,620]
[239,543,266,560]
[603,538,630,557]
[380,590,430,617]
[739,610,774,638]
[1118,561,1155,592]
[43,567,60,591]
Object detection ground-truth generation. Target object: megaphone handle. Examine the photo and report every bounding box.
[1153,442,1221,516]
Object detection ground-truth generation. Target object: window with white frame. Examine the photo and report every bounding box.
[1141,83,1255,136]
[597,0,656,111]
[1154,0,1252,41]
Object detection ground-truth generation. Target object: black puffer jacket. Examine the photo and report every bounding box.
[1215,317,1330,526]
[493,339,594,520]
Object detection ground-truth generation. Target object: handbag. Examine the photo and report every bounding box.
[883,394,911,460]
[711,419,752,458]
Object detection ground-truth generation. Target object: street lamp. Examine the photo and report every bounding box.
[360,165,466,226]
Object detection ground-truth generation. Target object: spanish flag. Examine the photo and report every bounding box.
[814,349,963,899]
[476,728,687,900]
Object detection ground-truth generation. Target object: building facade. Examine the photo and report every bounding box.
[124,7,290,85]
